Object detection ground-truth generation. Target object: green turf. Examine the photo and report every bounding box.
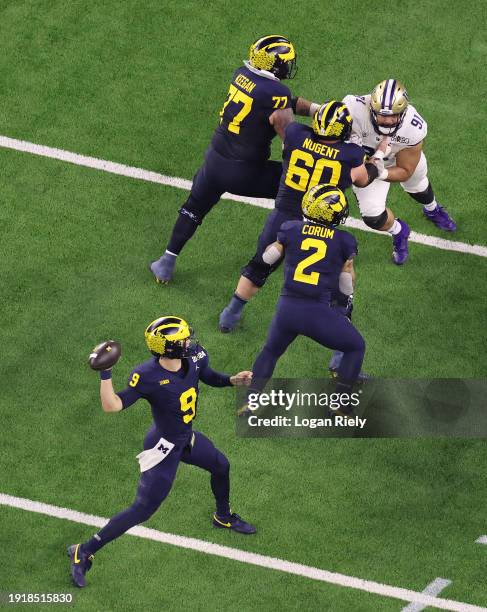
[0,1,486,610]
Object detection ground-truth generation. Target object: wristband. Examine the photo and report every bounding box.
[291,97,298,113]
[373,150,385,160]
[100,370,112,380]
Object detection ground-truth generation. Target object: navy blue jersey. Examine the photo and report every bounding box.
[210,65,292,162]
[117,346,231,443]
[276,123,365,213]
[278,220,357,300]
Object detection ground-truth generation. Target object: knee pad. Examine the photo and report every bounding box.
[240,258,275,288]
[362,210,388,230]
[406,182,433,204]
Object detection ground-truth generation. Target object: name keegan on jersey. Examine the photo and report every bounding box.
[234,74,256,93]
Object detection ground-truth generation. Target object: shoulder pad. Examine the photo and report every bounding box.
[399,105,427,143]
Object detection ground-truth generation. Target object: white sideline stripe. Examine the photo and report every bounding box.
[1,134,486,259]
[401,578,453,612]
[476,535,487,544]
[0,494,485,612]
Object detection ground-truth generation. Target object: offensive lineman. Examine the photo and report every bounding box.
[218,101,380,332]
[343,79,456,265]
[150,35,315,284]
[68,317,255,588]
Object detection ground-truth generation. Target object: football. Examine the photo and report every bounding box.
[88,340,122,371]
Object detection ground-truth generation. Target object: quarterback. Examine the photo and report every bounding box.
[343,79,456,265]
[68,317,254,588]
[150,35,315,284]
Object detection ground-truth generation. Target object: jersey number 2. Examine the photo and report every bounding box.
[219,84,253,134]
[180,387,197,424]
[293,238,328,285]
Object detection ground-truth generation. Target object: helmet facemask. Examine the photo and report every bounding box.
[370,108,406,136]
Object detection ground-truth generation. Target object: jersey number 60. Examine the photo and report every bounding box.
[285,150,342,192]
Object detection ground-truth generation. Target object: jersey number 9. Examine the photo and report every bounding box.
[180,387,197,424]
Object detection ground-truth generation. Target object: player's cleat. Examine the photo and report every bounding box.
[328,351,370,382]
[67,544,94,588]
[213,512,256,534]
[150,253,177,284]
[218,307,242,333]
[423,204,457,232]
[392,219,410,265]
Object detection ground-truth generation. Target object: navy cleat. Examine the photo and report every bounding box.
[67,544,94,588]
[423,204,457,232]
[150,253,177,284]
[219,306,242,333]
[213,512,256,534]
[392,219,410,265]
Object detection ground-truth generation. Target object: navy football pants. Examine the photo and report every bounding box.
[166,147,282,255]
[183,147,283,221]
[84,427,230,554]
[252,296,366,384]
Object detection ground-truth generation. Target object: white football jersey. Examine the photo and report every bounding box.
[343,94,427,167]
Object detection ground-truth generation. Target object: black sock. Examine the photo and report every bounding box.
[211,471,230,517]
[166,213,199,255]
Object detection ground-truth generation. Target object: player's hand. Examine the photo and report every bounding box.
[230,371,253,386]
[373,158,389,180]
[373,136,391,160]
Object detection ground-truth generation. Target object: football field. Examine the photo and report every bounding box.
[1,1,486,610]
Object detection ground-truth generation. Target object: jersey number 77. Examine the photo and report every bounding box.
[219,84,253,134]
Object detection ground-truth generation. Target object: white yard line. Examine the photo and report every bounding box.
[401,578,453,612]
[0,493,485,611]
[476,536,487,545]
[1,134,486,259]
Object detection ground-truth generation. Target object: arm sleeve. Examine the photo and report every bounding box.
[198,351,232,387]
[343,233,358,261]
[117,386,142,410]
[277,220,295,246]
[351,144,367,168]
